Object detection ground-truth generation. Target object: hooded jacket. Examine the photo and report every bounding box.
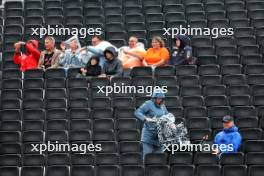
[214,125,242,153]
[13,40,41,72]
[103,46,123,77]
[169,35,193,65]
[134,89,168,146]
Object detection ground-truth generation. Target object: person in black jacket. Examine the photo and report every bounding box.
[78,55,102,77]
[169,35,196,65]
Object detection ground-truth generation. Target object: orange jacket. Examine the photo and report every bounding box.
[144,47,169,65]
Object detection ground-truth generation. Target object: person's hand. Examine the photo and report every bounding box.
[212,148,219,155]
[202,135,209,140]
[144,117,156,123]
[14,42,21,52]
[80,68,85,73]
[142,60,148,67]
[80,47,87,52]
[123,48,129,55]
[19,41,25,45]
[99,74,107,78]
[82,69,87,73]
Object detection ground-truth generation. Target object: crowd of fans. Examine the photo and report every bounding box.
[13,35,242,158]
[13,35,196,78]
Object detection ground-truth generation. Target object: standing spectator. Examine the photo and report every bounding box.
[13,40,40,72]
[143,36,169,67]
[100,46,123,78]
[78,55,101,77]
[38,36,62,70]
[118,36,146,69]
[213,115,242,154]
[169,35,195,65]
[134,89,168,159]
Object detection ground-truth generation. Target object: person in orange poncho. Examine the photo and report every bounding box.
[13,40,41,72]
[143,36,169,67]
[118,36,146,69]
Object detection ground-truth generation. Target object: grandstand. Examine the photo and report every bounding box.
[0,0,264,176]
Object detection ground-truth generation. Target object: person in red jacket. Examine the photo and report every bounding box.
[13,40,41,72]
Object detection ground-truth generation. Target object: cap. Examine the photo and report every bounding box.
[222,115,234,123]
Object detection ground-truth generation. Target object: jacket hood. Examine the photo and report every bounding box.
[152,89,165,99]
[28,40,39,48]
[174,35,190,49]
[104,46,117,58]
[223,125,238,133]
[64,35,81,49]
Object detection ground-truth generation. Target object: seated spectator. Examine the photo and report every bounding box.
[118,36,146,69]
[169,35,195,65]
[143,36,169,67]
[81,35,116,67]
[100,46,123,78]
[13,40,40,72]
[78,55,101,77]
[38,36,62,70]
[59,37,83,70]
[213,115,242,154]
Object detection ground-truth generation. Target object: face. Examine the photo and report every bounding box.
[28,42,36,49]
[70,40,78,50]
[90,58,98,65]
[223,121,234,129]
[152,39,161,49]
[175,38,181,47]
[155,98,163,105]
[45,39,54,50]
[92,37,100,46]
[105,52,113,60]
[128,37,137,48]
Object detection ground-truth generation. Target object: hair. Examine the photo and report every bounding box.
[92,35,103,41]
[129,36,138,42]
[88,55,100,65]
[152,36,165,48]
[45,36,55,44]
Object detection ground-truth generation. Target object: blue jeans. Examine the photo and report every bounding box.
[142,142,164,159]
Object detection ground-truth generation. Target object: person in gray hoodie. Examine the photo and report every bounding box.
[134,89,168,159]
[100,46,123,78]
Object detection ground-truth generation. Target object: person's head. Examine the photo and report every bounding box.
[152,36,165,49]
[152,89,165,106]
[175,38,181,48]
[44,36,55,51]
[128,36,138,48]
[105,51,114,60]
[28,40,39,49]
[69,39,78,51]
[174,35,190,49]
[222,115,234,129]
[91,35,103,46]
[89,55,100,66]
[104,46,117,61]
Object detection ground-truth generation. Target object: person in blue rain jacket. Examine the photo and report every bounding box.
[59,37,83,70]
[134,89,168,158]
[214,115,242,154]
